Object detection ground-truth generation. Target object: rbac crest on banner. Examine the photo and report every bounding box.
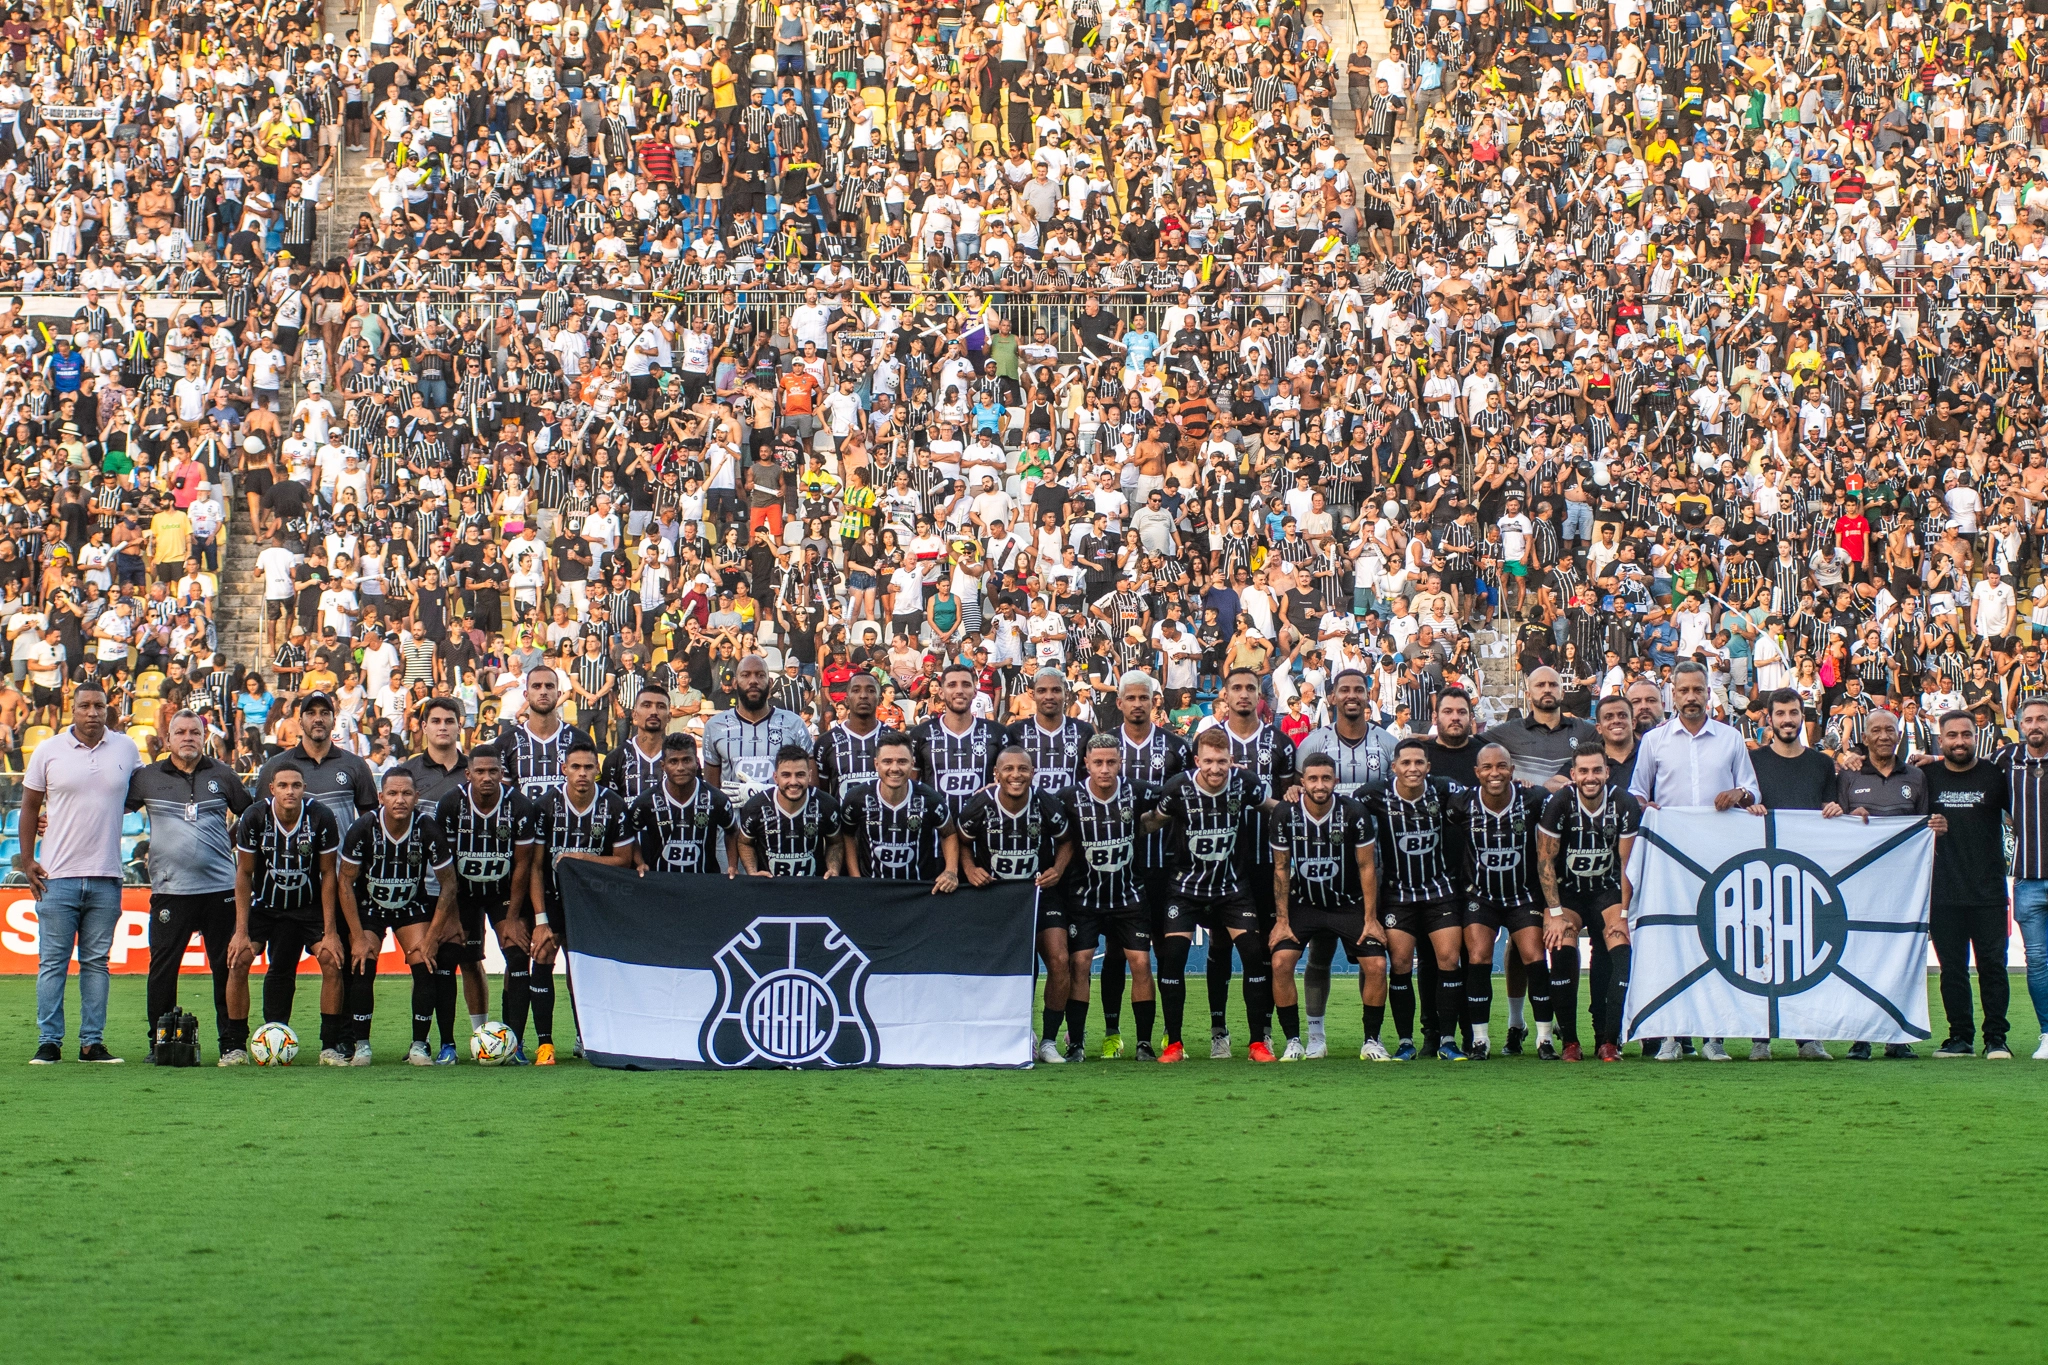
[702,917,877,1068]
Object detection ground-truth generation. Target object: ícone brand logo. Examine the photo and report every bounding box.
[702,917,876,1068]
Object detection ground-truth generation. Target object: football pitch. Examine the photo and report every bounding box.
[4,975,2046,1365]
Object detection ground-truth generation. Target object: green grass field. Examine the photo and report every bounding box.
[4,974,2047,1364]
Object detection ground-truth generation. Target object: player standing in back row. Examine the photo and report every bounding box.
[958,745,1076,1060]
[912,664,1007,820]
[497,666,594,802]
[704,655,815,812]
[1007,669,1092,793]
[1097,672,1188,1058]
[814,670,886,798]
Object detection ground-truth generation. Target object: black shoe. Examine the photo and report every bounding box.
[1985,1036,2014,1060]
[1504,1026,1526,1056]
[1933,1037,1974,1058]
[1135,1040,1157,1061]
[1884,1043,1918,1060]
[1536,1039,1559,1060]
[30,1042,60,1064]
[1846,1041,1872,1061]
[1419,1039,1440,1059]
[78,1043,123,1063]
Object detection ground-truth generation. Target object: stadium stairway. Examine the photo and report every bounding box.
[216,525,269,688]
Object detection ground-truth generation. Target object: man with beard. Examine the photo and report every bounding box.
[1539,750,1642,1061]
[629,732,740,875]
[815,669,886,798]
[911,663,1008,820]
[433,743,541,1062]
[842,733,960,889]
[1420,687,1482,787]
[704,655,816,816]
[602,685,675,803]
[1006,668,1093,794]
[1095,672,1188,1057]
[255,691,378,1062]
[1481,666,1600,789]
[958,746,1077,1060]
[737,745,846,877]
[497,665,595,803]
[1368,738,1474,1060]
[527,742,637,1064]
[1461,743,1553,1059]
[1269,752,1383,1060]
[1291,668,1398,1057]
[1062,734,1164,1062]
[1742,686,1841,1062]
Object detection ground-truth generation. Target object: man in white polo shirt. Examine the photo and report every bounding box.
[21,681,142,1064]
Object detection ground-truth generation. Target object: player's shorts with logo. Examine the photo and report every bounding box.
[1469,897,1544,934]
[1067,900,1153,953]
[1162,891,1260,937]
[248,907,324,952]
[1272,905,1385,962]
[1380,897,1465,936]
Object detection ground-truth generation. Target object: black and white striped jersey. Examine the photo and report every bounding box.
[1366,779,1470,906]
[1119,725,1190,869]
[339,812,455,920]
[736,788,844,877]
[1005,716,1094,793]
[1270,797,1375,911]
[600,737,668,803]
[955,789,1071,882]
[1158,770,1265,900]
[1059,780,1161,912]
[629,779,737,874]
[233,799,341,918]
[532,788,632,911]
[814,720,885,798]
[496,718,595,802]
[841,782,952,881]
[911,715,1006,817]
[432,787,540,909]
[702,706,815,805]
[1202,719,1298,863]
[1537,789,1642,900]
[1295,724,1399,798]
[1461,784,1545,908]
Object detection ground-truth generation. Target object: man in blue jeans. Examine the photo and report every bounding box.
[2001,698,2048,1059]
[20,681,142,1064]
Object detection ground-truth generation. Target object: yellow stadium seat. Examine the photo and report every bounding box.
[21,725,52,757]
[650,646,669,667]
[134,671,165,699]
[124,724,155,751]
[971,122,998,149]
[860,87,886,109]
[129,698,163,729]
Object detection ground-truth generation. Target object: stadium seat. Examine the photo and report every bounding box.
[129,698,162,729]
[760,646,784,672]
[122,810,148,837]
[133,671,165,699]
[125,724,156,753]
[0,838,16,866]
[20,725,51,758]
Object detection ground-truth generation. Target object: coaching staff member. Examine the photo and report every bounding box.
[127,710,254,1063]
[1823,709,1928,1061]
[1628,660,1761,1063]
[1923,710,2014,1060]
[22,681,140,1064]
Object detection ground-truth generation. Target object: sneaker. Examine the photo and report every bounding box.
[317,1047,351,1066]
[349,1042,374,1067]
[1305,1036,1329,1060]
[504,1046,530,1066]
[1248,1040,1277,1063]
[1561,1041,1583,1062]
[1438,1040,1467,1062]
[1063,1044,1087,1064]
[1418,1039,1440,1060]
[30,1042,60,1064]
[1797,1041,1834,1061]
[2034,1033,2048,1061]
[1985,1037,2013,1060]
[1700,1039,1732,1062]
[1098,1032,1125,1060]
[1469,1040,1489,1061]
[1536,1040,1559,1061]
[1934,1038,1974,1059]
[1209,1029,1231,1060]
[435,1044,459,1066]
[1360,1038,1391,1061]
[1392,1040,1417,1061]
[1504,1026,1526,1056]
[1135,1041,1157,1061]
[1596,1043,1622,1062]
[1884,1043,1918,1060]
[1749,1039,1772,1061]
[1655,1038,1682,1062]
[1280,1038,1306,1062]
[408,1042,434,1067]
[1037,1039,1066,1064]
[217,1048,249,1067]
[533,1043,556,1066]
[78,1043,122,1063]
[1158,1041,1187,1064]
[1846,1041,1872,1061]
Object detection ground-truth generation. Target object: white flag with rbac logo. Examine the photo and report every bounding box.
[1623,808,1935,1045]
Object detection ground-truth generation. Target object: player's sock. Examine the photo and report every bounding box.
[1158,937,1189,1044]
[1134,998,1155,1046]
[1434,964,1463,1045]
[529,959,556,1045]
[1414,957,1437,1038]
[1527,954,1554,1023]
[1276,1004,1301,1043]
[501,947,532,1046]
[1306,1013,1326,1046]
[320,1012,342,1050]
[222,1016,250,1054]
[410,964,435,1045]
[1389,972,1415,1041]
[1041,1003,1064,1044]
[1549,947,1582,1044]
[1064,999,1089,1051]
[1508,994,1526,1030]
[1465,962,1493,1039]
[347,961,377,1045]
[434,966,459,1047]
[1363,1001,1385,1041]
[1604,943,1633,1048]
[1535,1020,1555,1044]
[1099,952,1126,1034]
[1206,942,1232,1031]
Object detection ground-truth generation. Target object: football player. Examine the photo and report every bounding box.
[1367,739,1474,1061]
[843,732,959,891]
[336,768,461,1067]
[435,744,541,1062]
[736,744,845,877]
[1539,749,1642,1062]
[497,666,594,802]
[226,762,345,1062]
[630,732,739,874]
[1097,672,1188,1057]
[602,684,675,802]
[1462,744,1554,1059]
[1060,734,1163,1061]
[911,664,1006,820]
[527,742,636,1064]
[1269,751,1384,1060]
[815,669,887,799]
[1006,668,1092,793]
[958,746,1076,1060]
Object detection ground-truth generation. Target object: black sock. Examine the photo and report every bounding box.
[1277,1004,1300,1042]
[1238,936,1273,1043]
[434,964,458,1048]
[1465,962,1493,1030]
[1363,1001,1385,1042]
[500,947,531,1048]
[1415,957,1437,1040]
[1527,954,1554,1023]
[1158,938,1190,1045]
[1435,962,1464,1044]
[1206,941,1232,1030]
[1605,944,1633,1048]
[529,959,556,1045]
[319,1011,342,1049]
[222,1017,250,1053]
[1099,952,1126,1033]
[1550,947,1582,1044]
[1134,998,1155,1046]
[347,961,377,1047]
[1390,971,1415,1041]
[410,964,435,1045]
[1042,1004,1064,1043]
[1064,999,1089,1051]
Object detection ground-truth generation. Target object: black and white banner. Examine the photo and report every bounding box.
[560,861,1038,1069]
[1625,808,1934,1045]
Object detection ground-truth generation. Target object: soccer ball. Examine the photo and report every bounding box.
[249,1023,299,1067]
[470,1022,516,1066]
